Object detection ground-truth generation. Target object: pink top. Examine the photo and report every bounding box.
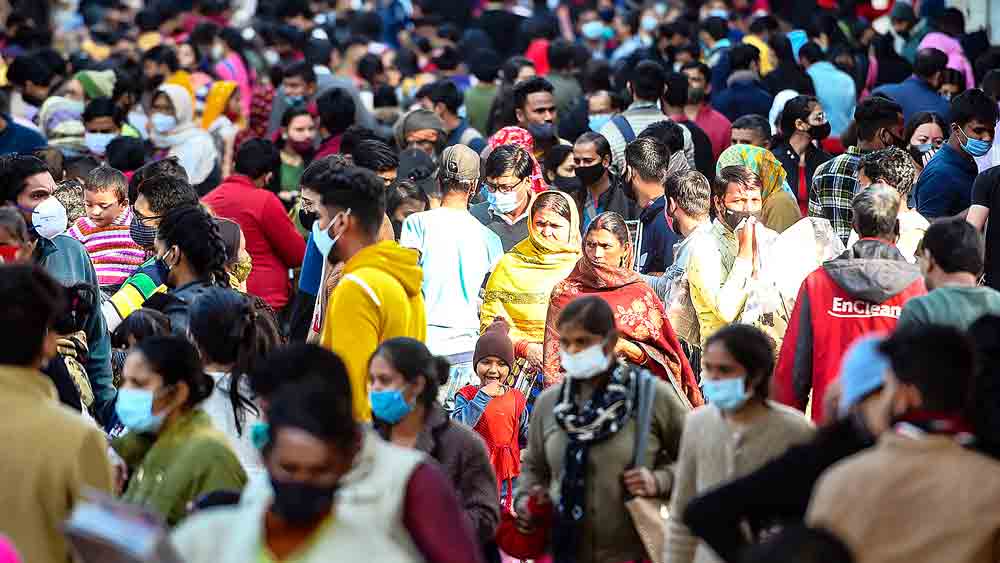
[67,207,146,288]
[214,52,253,116]
[919,32,976,90]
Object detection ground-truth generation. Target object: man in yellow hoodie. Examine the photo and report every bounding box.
[314,163,427,421]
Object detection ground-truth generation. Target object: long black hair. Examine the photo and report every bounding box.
[155,204,230,287]
[189,287,282,435]
[134,335,214,408]
[703,324,775,403]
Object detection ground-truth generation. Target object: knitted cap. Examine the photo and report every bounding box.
[75,70,117,100]
[838,335,890,417]
[475,317,515,369]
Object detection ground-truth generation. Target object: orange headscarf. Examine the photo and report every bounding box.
[201,80,241,130]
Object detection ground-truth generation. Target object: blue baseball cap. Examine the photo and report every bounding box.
[837,335,890,417]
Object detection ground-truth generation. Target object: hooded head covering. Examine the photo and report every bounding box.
[201,80,241,130]
[74,70,117,99]
[39,96,86,154]
[475,317,515,369]
[151,84,219,185]
[487,126,548,193]
[393,108,446,153]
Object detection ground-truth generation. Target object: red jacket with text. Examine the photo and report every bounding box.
[773,240,926,422]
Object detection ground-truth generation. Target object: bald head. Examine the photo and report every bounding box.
[852,183,900,239]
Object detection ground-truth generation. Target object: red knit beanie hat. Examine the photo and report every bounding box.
[474,317,515,369]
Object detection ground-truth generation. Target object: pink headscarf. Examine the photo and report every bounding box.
[487,126,549,193]
[919,32,975,89]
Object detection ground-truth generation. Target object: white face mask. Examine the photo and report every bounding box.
[32,196,68,240]
[560,341,611,380]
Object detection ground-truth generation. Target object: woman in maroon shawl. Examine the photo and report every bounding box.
[543,211,704,408]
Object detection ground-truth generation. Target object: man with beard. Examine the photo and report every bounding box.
[573,132,639,233]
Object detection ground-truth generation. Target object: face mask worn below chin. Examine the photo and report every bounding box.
[369,389,414,424]
[115,387,166,433]
[702,376,750,411]
[559,341,611,380]
[31,197,69,240]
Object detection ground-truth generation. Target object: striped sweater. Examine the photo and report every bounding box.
[68,208,145,288]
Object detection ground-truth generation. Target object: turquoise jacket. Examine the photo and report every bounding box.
[36,233,116,428]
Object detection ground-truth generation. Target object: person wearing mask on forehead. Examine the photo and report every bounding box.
[913,89,998,219]
[598,60,669,172]
[666,324,813,563]
[810,96,905,245]
[622,137,679,274]
[0,154,117,428]
[471,145,537,252]
[872,48,951,123]
[148,85,220,193]
[849,147,926,263]
[679,62,732,160]
[807,325,1000,563]
[517,296,687,563]
[82,98,132,160]
[313,166,426,422]
[729,115,772,149]
[173,368,485,563]
[772,95,831,217]
[775,185,926,424]
[573,132,639,233]
[798,42,856,140]
[685,166,775,348]
[394,108,447,162]
[512,77,567,165]
[113,335,246,526]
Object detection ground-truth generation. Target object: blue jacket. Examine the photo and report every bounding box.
[638,196,678,274]
[711,76,775,123]
[0,114,45,155]
[913,143,978,218]
[36,234,116,428]
[872,76,950,123]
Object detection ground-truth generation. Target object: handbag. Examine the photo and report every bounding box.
[624,371,668,563]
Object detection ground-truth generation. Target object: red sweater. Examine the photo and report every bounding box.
[773,241,926,423]
[202,175,306,309]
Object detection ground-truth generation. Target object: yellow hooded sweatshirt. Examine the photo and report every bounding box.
[320,240,427,421]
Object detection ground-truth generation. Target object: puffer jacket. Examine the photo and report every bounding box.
[773,239,926,422]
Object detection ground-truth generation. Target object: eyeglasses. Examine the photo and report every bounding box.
[485,178,525,194]
[133,207,165,227]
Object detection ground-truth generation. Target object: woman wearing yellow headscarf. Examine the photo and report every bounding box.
[481,190,581,376]
[716,144,802,233]
[201,81,244,178]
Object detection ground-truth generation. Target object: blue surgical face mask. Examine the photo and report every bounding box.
[582,21,606,41]
[249,420,270,451]
[957,125,993,157]
[311,209,351,258]
[589,113,612,132]
[641,15,659,33]
[702,377,750,411]
[488,189,522,214]
[151,113,177,134]
[370,389,414,424]
[282,91,306,107]
[115,387,166,433]
[85,132,116,156]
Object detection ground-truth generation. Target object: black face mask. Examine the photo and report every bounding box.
[391,218,403,240]
[809,122,832,141]
[526,122,557,145]
[21,90,47,108]
[719,205,759,232]
[552,175,583,193]
[270,478,338,525]
[129,218,157,251]
[298,208,317,231]
[575,162,607,188]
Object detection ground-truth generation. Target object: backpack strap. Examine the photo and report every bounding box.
[611,114,637,144]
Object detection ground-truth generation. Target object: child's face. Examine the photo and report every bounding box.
[85,189,125,228]
[0,226,32,264]
[476,356,510,384]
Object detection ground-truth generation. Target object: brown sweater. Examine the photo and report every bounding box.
[808,433,1000,563]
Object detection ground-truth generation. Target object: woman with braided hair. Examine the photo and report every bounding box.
[189,287,282,481]
[152,204,230,335]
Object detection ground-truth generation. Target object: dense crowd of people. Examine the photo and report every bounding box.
[0,0,999,562]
